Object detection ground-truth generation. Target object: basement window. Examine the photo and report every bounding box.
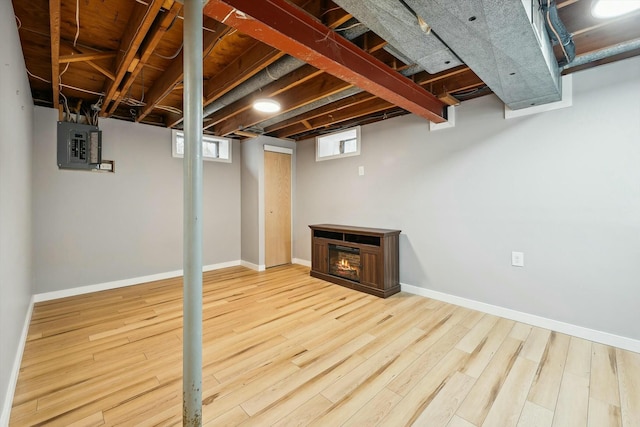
[316,126,361,161]
[172,130,231,163]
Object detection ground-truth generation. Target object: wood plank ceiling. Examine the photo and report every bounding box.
[12,0,640,141]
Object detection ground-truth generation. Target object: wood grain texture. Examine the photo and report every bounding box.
[265,151,292,268]
[9,265,640,426]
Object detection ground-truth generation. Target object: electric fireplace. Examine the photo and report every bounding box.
[309,224,401,298]
[328,244,361,282]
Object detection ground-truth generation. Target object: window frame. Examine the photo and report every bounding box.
[315,126,361,162]
[171,129,232,163]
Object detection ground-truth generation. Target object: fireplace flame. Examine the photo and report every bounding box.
[340,259,350,268]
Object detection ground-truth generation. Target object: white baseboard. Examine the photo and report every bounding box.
[1,296,34,427]
[292,258,311,267]
[401,283,640,354]
[241,260,265,271]
[33,260,241,303]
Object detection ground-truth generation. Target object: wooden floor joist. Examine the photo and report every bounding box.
[9,265,640,426]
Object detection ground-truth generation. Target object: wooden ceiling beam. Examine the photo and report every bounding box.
[202,26,399,133]
[107,1,183,116]
[137,19,231,123]
[86,61,116,81]
[203,0,447,123]
[425,69,484,98]
[362,32,387,54]
[150,3,359,130]
[212,73,352,136]
[274,96,394,138]
[59,51,117,63]
[203,64,324,130]
[264,91,377,133]
[570,17,640,57]
[60,43,116,80]
[323,1,352,29]
[264,68,482,138]
[203,43,286,106]
[99,0,164,117]
[49,0,61,109]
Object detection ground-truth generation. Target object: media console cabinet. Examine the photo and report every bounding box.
[309,224,401,298]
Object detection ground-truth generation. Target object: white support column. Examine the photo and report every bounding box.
[182,0,203,425]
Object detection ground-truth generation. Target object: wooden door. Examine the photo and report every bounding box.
[265,150,291,268]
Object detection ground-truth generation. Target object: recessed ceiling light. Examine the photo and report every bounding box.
[591,0,640,18]
[253,98,281,113]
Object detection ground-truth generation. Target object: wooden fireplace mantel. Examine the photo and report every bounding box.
[309,224,401,298]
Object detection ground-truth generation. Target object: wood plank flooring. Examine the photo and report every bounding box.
[10,265,640,426]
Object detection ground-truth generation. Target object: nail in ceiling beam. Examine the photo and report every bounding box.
[202,0,447,123]
[137,19,231,123]
[108,1,183,116]
[100,0,164,117]
[49,0,61,109]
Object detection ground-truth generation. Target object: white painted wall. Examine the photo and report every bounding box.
[0,2,34,423]
[295,56,640,342]
[32,107,241,293]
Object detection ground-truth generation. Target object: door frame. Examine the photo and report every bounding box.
[262,144,294,268]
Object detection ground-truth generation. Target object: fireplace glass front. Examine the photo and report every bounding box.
[328,244,361,282]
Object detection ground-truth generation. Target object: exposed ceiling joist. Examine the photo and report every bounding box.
[264,91,377,134]
[49,0,60,109]
[59,51,116,63]
[203,64,324,130]
[203,43,285,107]
[100,0,164,116]
[107,1,183,116]
[59,42,116,81]
[275,96,393,138]
[202,0,447,123]
[214,74,352,136]
[137,19,231,123]
[176,5,361,130]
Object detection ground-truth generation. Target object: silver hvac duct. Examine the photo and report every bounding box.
[202,21,370,120]
[254,64,423,132]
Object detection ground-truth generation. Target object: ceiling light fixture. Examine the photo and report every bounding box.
[253,98,281,113]
[591,0,640,18]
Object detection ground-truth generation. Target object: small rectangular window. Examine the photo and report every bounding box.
[172,130,231,163]
[316,126,360,161]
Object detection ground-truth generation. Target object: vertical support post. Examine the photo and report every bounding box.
[183,0,203,425]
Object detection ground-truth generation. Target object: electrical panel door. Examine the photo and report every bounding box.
[57,121,102,170]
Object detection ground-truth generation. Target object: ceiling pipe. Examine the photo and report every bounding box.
[203,0,446,122]
[562,38,640,71]
[253,64,423,131]
[201,20,370,121]
[540,0,575,66]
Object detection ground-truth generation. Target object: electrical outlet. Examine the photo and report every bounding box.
[512,251,524,267]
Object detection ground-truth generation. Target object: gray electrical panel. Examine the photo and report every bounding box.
[57,121,102,170]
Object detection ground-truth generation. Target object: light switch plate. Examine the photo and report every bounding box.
[358,166,364,176]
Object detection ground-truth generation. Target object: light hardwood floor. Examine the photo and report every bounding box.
[10,265,640,426]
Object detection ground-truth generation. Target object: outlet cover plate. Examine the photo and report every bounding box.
[512,251,524,267]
